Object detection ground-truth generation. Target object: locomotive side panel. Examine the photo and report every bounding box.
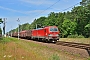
[31,29,37,39]
[37,28,46,38]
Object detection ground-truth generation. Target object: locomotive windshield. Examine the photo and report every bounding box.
[50,27,58,32]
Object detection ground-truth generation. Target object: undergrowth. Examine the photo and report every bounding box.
[0,37,19,44]
[67,34,85,38]
[50,54,60,60]
[0,37,11,44]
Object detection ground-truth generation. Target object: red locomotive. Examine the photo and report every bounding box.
[12,26,60,42]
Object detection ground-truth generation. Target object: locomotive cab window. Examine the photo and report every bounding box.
[50,27,58,32]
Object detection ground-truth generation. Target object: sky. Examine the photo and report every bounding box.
[0,0,82,33]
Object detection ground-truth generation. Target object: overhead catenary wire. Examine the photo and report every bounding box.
[61,2,80,12]
[33,0,61,18]
[33,1,80,19]
[32,0,48,11]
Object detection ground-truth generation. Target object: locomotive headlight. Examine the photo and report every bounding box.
[48,34,53,36]
[56,34,59,36]
[48,34,59,36]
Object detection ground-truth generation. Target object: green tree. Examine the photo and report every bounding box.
[84,24,90,37]
[31,17,47,29]
[80,0,90,6]
[44,12,58,26]
[0,18,3,24]
[71,5,90,37]
[0,28,2,34]
[19,23,30,31]
[62,19,77,37]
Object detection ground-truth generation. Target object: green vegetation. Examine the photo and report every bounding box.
[9,0,90,38]
[50,54,60,60]
[67,34,85,38]
[88,58,90,60]
[0,18,3,24]
[0,37,19,44]
[0,28,2,34]
[60,38,90,44]
[0,37,11,43]
[0,37,88,60]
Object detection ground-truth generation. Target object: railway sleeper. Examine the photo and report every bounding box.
[68,44,78,47]
[73,45,88,49]
[61,43,70,46]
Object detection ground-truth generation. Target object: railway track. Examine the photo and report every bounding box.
[20,38,90,57]
[20,38,90,51]
[56,41,90,56]
[56,41,90,50]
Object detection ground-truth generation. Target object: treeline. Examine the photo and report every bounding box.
[9,0,90,38]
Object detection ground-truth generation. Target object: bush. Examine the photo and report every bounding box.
[67,34,84,38]
[67,34,78,38]
[77,35,84,38]
[50,54,60,60]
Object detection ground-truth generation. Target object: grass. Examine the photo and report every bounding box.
[0,37,10,43]
[88,58,90,60]
[0,37,89,60]
[59,38,90,44]
[50,54,60,60]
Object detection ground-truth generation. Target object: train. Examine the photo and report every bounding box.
[11,26,60,42]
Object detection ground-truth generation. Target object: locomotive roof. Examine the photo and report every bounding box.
[32,26,57,30]
[32,28,43,30]
[36,28,43,30]
[44,26,57,28]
